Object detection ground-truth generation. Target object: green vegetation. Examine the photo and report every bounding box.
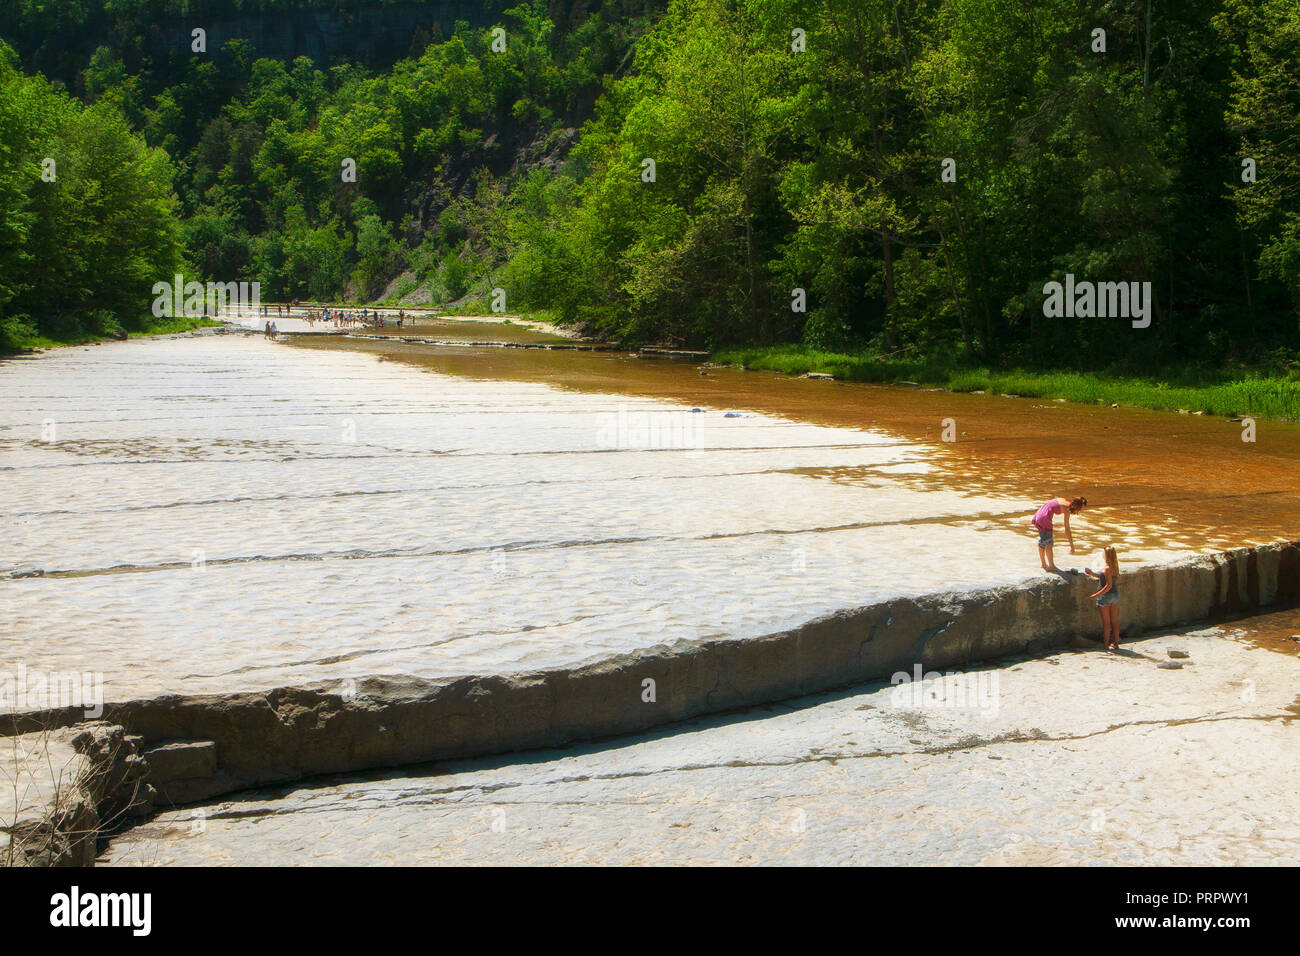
[0,1,657,348]
[2,0,1300,387]
[10,317,224,352]
[715,346,1300,420]
[0,45,183,351]
[495,0,1300,364]
[127,316,226,338]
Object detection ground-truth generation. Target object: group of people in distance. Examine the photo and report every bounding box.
[261,304,388,334]
[257,303,415,331]
[302,307,407,330]
[1030,496,1121,650]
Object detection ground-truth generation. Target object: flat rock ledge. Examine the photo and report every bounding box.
[4,540,1298,866]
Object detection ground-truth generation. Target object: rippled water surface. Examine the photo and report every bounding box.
[3,329,1297,700]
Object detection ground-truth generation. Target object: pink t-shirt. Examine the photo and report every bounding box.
[1032,498,1061,531]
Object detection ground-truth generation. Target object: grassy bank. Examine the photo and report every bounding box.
[6,317,224,353]
[713,345,1300,421]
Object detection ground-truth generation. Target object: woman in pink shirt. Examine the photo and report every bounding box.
[1031,496,1086,571]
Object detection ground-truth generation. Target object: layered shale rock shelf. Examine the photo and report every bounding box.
[8,334,1297,705]
[5,333,1300,864]
[102,608,1300,867]
[4,541,1297,865]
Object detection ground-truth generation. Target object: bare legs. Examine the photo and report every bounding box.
[1039,543,1057,572]
[1098,604,1120,649]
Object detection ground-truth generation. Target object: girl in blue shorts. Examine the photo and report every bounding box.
[1085,546,1121,650]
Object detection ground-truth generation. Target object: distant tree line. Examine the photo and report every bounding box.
[0,45,182,348]
[1,0,1298,370]
[495,0,1300,366]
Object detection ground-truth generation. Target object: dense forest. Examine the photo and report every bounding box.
[1,0,1298,372]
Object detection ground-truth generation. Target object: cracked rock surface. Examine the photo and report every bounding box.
[101,610,1300,865]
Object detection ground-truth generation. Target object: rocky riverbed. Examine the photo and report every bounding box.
[100,609,1300,866]
[5,324,1300,865]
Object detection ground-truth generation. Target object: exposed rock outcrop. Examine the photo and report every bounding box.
[4,539,1298,866]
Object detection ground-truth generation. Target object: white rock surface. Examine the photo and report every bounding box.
[1,336,1209,701]
[101,614,1300,866]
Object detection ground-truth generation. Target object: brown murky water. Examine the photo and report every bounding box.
[296,331,1300,556]
[327,317,574,345]
[1231,605,1300,657]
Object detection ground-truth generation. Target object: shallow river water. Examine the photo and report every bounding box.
[2,325,1299,702]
